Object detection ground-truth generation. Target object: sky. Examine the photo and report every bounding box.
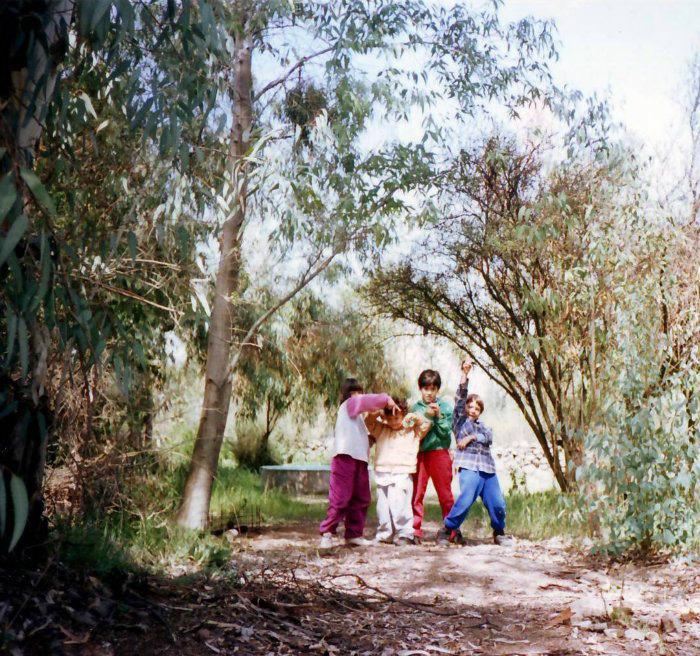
[500,0,700,154]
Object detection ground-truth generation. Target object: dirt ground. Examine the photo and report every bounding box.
[4,520,699,656]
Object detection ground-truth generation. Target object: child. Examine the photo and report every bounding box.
[436,359,513,547]
[365,398,433,545]
[319,378,397,549]
[411,369,454,542]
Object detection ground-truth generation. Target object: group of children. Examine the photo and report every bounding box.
[318,358,513,549]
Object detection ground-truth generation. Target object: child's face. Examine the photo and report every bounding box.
[420,384,439,404]
[466,400,482,420]
[385,411,406,429]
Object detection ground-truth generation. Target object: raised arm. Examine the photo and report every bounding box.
[347,393,392,419]
[364,411,382,435]
[452,359,472,434]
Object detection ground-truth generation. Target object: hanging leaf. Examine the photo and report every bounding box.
[0,174,17,221]
[19,169,56,217]
[6,311,17,364]
[34,232,53,308]
[18,318,29,378]
[0,214,29,267]
[9,474,29,552]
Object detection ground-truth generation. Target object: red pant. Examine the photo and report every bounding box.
[412,449,454,537]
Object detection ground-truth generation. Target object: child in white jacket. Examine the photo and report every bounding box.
[366,398,432,545]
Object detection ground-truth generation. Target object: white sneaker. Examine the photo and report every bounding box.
[345,536,372,547]
[319,532,335,549]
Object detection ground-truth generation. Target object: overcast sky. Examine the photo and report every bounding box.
[500,0,700,152]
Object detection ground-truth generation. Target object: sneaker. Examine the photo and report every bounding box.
[436,527,451,546]
[493,532,514,547]
[413,535,423,546]
[319,532,335,549]
[394,536,416,546]
[345,536,372,547]
[450,529,466,546]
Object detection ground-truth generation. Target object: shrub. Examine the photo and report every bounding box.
[230,419,278,471]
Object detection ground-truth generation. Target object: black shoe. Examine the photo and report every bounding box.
[450,529,466,546]
[436,527,451,546]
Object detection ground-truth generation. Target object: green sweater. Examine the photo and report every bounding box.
[411,397,453,452]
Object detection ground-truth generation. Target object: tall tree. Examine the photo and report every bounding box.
[175,0,558,528]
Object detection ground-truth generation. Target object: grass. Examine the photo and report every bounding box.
[56,463,580,576]
[422,489,582,541]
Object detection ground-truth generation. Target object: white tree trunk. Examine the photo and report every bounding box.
[175,27,254,529]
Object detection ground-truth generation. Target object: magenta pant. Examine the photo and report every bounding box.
[319,454,370,539]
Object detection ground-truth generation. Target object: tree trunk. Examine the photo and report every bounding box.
[0,0,73,553]
[175,27,253,529]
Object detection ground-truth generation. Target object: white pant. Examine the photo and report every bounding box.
[375,471,414,541]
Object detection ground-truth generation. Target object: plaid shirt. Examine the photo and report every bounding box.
[452,382,497,474]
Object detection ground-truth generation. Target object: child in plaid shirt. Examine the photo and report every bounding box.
[436,358,513,547]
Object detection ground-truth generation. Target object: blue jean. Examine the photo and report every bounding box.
[444,468,506,534]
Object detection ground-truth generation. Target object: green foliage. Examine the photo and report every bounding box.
[423,490,583,543]
[231,418,278,471]
[574,216,700,554]
[236,293,405,418]
[57,464,326,574]
[0,467,29,553]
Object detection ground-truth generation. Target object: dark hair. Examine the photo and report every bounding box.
[466,393,484,413]
[340,378,363,404]
[417,369,441,390]
[383,396,408,416]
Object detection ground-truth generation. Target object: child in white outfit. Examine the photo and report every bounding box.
[365,398,432,545]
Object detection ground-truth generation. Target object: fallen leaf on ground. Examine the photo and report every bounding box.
[659,613,682,633]
[538,583,577,591]
[545,607,572,628]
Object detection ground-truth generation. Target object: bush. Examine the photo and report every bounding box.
[230,418,278,470]
[577,353,700,554]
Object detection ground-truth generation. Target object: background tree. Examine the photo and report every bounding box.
[365,134,642,491]
[232,291,406,468]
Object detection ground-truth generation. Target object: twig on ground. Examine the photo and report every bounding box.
[327,574,476,617]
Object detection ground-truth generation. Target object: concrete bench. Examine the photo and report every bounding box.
[261,464,331,495]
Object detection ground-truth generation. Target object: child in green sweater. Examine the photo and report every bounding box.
[410,369,455,543]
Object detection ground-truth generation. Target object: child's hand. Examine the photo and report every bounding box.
[385,397,399,414]
[427,402,441,418]
[461,357,473,376]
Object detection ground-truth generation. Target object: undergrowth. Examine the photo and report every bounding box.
[55,461,580,576]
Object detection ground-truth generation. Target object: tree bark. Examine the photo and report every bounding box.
[175,27,253,529]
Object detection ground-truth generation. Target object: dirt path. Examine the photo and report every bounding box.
[222,522,698,655]
[5,521,699,655]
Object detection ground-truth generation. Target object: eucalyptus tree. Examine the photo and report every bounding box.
[175,0,558,528]
[233,291,406,465]
[0,0,224,552]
